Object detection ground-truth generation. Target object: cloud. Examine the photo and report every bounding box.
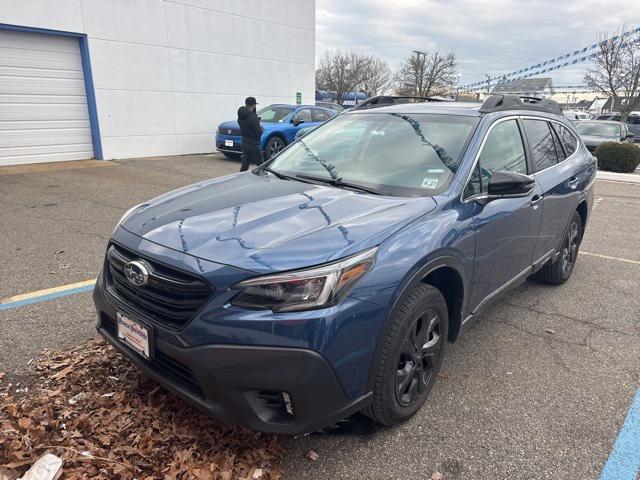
[316,0,640,87]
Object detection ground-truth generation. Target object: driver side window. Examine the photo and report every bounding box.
[465,119,527,197]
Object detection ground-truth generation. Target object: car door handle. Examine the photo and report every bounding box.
[530,194,542,208]
[568,177,579,189]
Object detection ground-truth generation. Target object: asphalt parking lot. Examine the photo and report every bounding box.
[1,154,639,479]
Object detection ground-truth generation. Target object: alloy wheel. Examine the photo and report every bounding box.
[269,138,285,157]
[561,219,580,275]
[394,309,442,407]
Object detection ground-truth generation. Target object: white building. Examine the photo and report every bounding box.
[0,0,316,166]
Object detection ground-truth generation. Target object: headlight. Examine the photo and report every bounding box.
[231,247,378,312]
[113,204,142,234]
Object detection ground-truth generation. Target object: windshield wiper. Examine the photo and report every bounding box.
[260,165,295,181]
[294,174,387,195]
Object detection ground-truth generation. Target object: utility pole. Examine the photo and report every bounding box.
[413,50,426,96]
[485,74,492,93]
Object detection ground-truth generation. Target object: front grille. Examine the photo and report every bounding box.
[100,313,205,399]
[105,243,212,329]
[219,126,241,136]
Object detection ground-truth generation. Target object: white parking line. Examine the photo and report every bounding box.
[580,251,640,266]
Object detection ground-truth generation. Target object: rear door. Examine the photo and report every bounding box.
[524,118,585,260]
[465,118,542,312]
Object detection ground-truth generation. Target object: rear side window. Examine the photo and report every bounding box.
[550,128,567,162]
[311,108,329,122]
[465,119,527,196]
[523,119,560,171]
[554,124,578,157]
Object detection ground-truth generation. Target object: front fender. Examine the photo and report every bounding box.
[349,205,475,313]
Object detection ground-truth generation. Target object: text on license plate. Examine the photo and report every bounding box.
[225,139,233,147]
[117,312,150,359]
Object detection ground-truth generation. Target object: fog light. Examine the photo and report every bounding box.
[282,392,294,416]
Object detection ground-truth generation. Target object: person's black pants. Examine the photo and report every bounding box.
[240,141,264,172]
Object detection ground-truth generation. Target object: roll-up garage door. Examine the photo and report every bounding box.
[0,28,93,166]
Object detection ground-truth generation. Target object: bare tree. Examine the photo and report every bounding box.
[360,57,392,97]
[394,50,457,97]
[585,27,640,121]
[315,50,371,105]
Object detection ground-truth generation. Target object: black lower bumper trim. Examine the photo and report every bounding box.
[94,277,371,434]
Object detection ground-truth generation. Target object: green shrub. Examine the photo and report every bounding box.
[595,142,640,173]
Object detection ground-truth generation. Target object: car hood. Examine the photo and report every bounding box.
[580,135,618,146]
[121,172,436,273]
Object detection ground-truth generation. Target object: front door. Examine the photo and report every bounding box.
[464,118,543,312]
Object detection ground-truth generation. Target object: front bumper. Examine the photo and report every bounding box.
[93,273,372,434]
[215,133,242,155]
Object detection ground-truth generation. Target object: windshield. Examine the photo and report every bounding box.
[266,112,479,196]
[258,106,294,123]
[575,122,621,138]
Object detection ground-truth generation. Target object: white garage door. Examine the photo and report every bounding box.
[0,29,93,166]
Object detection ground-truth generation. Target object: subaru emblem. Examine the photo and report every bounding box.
[123,260,149,287]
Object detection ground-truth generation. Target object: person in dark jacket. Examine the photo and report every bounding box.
[237,96,264,172]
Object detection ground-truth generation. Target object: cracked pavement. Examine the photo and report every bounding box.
[1,157,639,479]
[0,154,239,376]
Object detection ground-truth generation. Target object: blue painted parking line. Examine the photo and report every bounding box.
[0,280,96,312]
[599,389,640,480]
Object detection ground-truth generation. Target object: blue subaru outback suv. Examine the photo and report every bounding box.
[94,94,595,434]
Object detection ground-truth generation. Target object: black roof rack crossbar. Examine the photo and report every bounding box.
[479,94,563,115]
[354,95,450,110]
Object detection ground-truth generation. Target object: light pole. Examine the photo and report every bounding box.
[454,73,462,101]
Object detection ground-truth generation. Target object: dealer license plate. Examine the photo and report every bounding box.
[225,139,233,147]
[117,312,150,359]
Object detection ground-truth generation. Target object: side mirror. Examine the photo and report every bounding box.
[293,117,304,126]
[487,171,535,197]
[624,132,635,140]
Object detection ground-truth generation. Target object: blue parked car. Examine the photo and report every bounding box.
[216,104,336,160]
[94,95,595,434]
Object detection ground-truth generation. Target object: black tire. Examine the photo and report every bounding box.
[363,283,448,426]
[222,152,241,159]
[536,210,583,285]
[264,136,286,159]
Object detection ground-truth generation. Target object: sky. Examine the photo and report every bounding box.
[315,0,640,91]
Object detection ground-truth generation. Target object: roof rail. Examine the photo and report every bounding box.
[479,94,563,115]
[353,95,450,110]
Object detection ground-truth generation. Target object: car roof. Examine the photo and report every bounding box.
[269,104,330,109]
[344,102,484,117]
[576,120,622,125]
[343,101,569,118]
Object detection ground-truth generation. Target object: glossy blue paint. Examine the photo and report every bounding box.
[0,23,103,160]
[120,171,437,273]
[97,102,597,409]
[215,105,335,154]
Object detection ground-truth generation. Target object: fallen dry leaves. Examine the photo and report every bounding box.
[0,339,283,479]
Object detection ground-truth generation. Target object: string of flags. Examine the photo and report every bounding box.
[459,26,640,90]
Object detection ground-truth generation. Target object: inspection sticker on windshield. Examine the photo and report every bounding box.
[117,312,150,359]
[421,177,439,189]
